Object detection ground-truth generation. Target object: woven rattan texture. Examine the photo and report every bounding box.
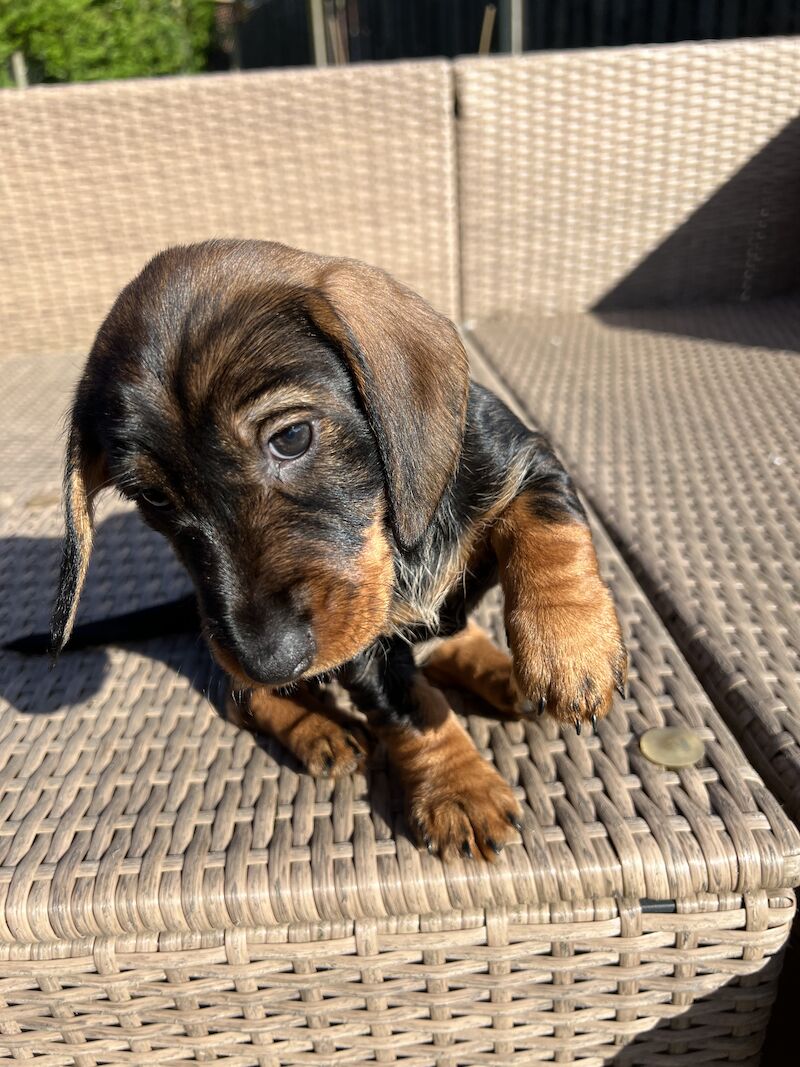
[0,895,793,1066]
[470,303,800,827]
[0,61,459,361]
[455,38,800,321]
[1,350,797,1062]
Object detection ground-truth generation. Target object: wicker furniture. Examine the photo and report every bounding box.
[1,39,799,1065]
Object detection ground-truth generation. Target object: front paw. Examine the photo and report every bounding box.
[509,580,627,731]
[407,754,523,861]
[226,686,370,777]
[287,713,370,777]
[386,704,522,861]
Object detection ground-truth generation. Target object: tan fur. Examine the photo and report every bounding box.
[226,684,369,778]
[57,440,108,649]
[235,384,322,425]
[210,642,258,689]
[305,511,395,675]
[491,499,627,725]
[209,510,394,688]
[422,620,525,716]
[61,468,94,643]
[374,677,522,860]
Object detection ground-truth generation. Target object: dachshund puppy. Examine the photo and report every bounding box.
[48,239,627,860]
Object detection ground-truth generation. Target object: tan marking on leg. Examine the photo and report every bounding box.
[422,621,527,716]
[226,683,370,778]
[375,677,522,861]
[491,498,627,726]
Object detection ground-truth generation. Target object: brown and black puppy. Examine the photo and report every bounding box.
[46,239,627,860]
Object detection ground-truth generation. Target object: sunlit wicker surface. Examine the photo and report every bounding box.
[0,59,460,361]
[456,38,800,320]
[470,305,800,836]
[0,351,797,1064]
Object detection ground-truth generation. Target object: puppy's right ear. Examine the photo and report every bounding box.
[50,415,108,659]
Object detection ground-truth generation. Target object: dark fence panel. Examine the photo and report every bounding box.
[235,0,800,70]
[238,0,311,69]
[523,1,800,51]
[351,0,493,61]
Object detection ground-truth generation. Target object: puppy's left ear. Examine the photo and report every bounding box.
[50,411,108,658]
[306,261,469,549]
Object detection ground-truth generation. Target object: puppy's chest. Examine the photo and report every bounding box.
[387,533,495,637]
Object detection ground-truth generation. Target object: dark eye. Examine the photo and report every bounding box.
[140,489,170,509]
[268,422,312,460]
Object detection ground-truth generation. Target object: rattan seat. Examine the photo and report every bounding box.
[1,351,798,1064]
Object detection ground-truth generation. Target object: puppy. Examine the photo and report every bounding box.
[48,239,627,861]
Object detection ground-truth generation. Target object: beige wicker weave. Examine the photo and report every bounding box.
[456,38,800,320]
[0,59,459,361]
[1,38,800,1066]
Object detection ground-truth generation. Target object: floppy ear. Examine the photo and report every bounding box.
[304,261,469,549]
[50,416,108,658]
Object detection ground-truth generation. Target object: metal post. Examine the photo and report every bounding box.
[479,4,497,55]
[509,0,523,53]
[497,0,523,54]
[308,0,328,66]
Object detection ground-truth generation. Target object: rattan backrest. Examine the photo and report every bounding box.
[456,37,800,319]
[0,61,459,359]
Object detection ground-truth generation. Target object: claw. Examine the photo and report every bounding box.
[538,696,546,716]
[575,718,582,735]
[487,837,503,855]
[461,839,473,859]
[507,812,524,833]
[591,713,598,734]
[425,837,435,855]
[616,683,626,700]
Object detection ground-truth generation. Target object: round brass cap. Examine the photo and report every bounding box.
[640,726,705,768]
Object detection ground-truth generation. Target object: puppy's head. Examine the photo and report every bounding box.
[51,240,469,686]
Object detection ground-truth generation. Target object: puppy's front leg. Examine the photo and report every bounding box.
[491,450,627,730]
[345,645,522,860]
[226,683,369,778]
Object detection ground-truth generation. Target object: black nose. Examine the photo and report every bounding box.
[231,617,316,686]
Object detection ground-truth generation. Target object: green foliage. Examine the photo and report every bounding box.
[0,0,216,86]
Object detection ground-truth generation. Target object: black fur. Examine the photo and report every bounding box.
[9,383,587,736]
